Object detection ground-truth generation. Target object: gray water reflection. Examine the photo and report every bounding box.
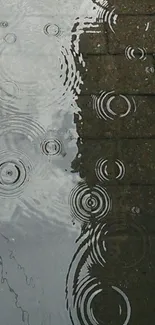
[0,0,155,324]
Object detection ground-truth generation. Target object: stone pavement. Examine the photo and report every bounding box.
[73,1,155,323]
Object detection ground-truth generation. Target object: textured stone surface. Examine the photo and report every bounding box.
[75,95,155,138]
[80,54,155,94]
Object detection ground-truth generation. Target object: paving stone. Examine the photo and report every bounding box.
[80,54,155,94]
[107,0,155,14]
[108,185,155,220]
[108,16,155,54]
[79,25,108,54]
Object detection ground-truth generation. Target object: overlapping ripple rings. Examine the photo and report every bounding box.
[92,91,136,120]
[0,116,45,197]
[69,182,111,224]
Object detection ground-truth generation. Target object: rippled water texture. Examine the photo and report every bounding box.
[0,0,155,324]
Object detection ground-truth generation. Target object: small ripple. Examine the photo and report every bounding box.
[92,91,136,120]
[69,182,111,224]
[4,33,17,44]
[0,21,9,28]
[95,158,125,181]
[145,66,154,74]
[41,129,66,159]
[43,23,62,37]
[125,46,147,61]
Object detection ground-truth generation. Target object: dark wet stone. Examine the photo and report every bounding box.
[75,95,155,138]
[79,25,108,54]
[108,16,155,54]
[108,0,155,14]
[80,54,155,94]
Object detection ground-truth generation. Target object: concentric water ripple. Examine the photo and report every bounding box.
[72,276,103,325]
[0,116,45,175]
[99,220,150,268]
[69,182,111,224]
[41,129,66,159]
[43,23,62,37]
[96,4,118,33]
[0,21,9,28]
[125,46,147,61]
[92,91,136,120]
[67,256,132,325]
[0,150,31,197]
[95,158,125,181]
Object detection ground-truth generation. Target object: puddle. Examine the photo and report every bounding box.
[0,0,154,324]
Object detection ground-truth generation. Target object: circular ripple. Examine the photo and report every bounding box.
[67,274,131,325]
[91,285,131,325]
[95,158,125,181]
[96,5,118,33]
[0,116,45,173]
[41,139,62,156]
[41,129,66,159]
[90,220,150,268]
[125,46,147,61]
[0,21,9,28]
[69,182,111,224]
[0,150,31,197]
[4,33,17,44]
[92,91,136,120]
[43,23,61,37]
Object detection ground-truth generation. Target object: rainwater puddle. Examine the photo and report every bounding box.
[0,0,155,324]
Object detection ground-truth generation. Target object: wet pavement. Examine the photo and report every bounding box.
[0,0,155,324]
